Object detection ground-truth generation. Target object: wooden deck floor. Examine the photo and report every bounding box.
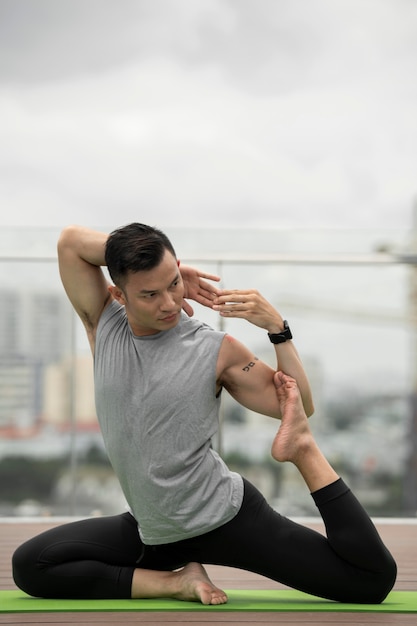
[0,518,416,625]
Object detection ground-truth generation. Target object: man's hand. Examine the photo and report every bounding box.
[179,264,221,317]
[213,289,285,333]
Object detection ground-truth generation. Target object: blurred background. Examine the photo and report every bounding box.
[1,0,417,518]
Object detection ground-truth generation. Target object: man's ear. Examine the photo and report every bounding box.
[108,284,126,305]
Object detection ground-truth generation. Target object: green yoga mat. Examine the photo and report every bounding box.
[0,590,416,613]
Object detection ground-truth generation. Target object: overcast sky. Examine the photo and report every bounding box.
[1,0,416,230]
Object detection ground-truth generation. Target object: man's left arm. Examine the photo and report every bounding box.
[214,289,314,418]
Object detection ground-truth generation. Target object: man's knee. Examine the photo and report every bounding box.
[355,552,397,604]
[12,540,43,597]
[373,552,397,604]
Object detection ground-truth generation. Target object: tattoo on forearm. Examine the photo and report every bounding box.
[242,357,259,372]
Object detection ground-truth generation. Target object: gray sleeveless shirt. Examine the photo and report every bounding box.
[94,300,244,545]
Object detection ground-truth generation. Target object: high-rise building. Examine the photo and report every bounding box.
[0,290,19,356]
[0,289,73,428]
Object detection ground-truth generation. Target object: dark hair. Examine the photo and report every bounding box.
[105,223,177,288]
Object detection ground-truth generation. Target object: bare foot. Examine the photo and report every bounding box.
[271,372,340,492]
[271,371,314,464]
[173,562,228,605]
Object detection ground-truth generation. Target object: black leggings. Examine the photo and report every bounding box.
[12,478,397,604]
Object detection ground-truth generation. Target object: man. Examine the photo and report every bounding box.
[12,223,396,605]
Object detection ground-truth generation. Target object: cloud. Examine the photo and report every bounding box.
[0,0,234,83]
[0,0,416,229]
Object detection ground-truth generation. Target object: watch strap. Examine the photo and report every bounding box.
[268,320,292,344]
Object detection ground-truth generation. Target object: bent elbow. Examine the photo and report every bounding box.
[57,225,81,255]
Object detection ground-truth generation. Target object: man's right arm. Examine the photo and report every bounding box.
[57,225,112,351]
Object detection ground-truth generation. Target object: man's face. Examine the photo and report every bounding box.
[110,249,185,336]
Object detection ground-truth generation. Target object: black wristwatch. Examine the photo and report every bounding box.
[268,320,293,344]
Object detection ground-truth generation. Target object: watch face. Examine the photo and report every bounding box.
[268,322,292,344]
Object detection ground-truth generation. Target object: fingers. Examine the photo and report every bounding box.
[215,289,259,300]
[274,371,297,387]
[178,262,221,284]
[213,290,258,306]
[212,301,254,317]
[198,279,222,298]
[212,290,261,316]
[182,300,194,317]
[212,289,279,331]
[197,271,221,282]
[195,284,221,309]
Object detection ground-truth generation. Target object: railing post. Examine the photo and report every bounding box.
[404,199,417,514]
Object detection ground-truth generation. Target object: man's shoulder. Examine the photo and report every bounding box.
[179,313,221,335]
[97,299,125,333]
[217,333,254,367]
[177,314,225,347]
